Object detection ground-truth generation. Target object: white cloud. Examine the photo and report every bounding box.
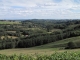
[0,0,80,19]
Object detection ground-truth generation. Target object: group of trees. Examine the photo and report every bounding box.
[17,30,80,48]
[0,20,80,49]
[65,41,80,49]
[0,29,80,49]
[66,42,77,49]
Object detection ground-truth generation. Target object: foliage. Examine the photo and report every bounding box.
[0,20,80,49]
[0,52,80,60]
[66,41,78,49]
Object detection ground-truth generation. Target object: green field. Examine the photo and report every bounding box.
[0,36,80,55]
[0,21,20,24]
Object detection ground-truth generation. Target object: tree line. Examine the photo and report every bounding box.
[0,29,80,49]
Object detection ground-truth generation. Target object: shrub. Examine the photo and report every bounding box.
[65,41,77,49]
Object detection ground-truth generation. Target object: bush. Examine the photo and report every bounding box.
[65,41,77,49]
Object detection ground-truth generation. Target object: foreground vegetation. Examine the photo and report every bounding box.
[0,51,80,60]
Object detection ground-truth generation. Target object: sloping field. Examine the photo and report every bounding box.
[33,36,80,49]
[0,36,80,55]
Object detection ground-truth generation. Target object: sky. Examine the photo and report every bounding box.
[0,0,80,19]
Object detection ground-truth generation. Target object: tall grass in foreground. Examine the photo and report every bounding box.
[0,51,80,60]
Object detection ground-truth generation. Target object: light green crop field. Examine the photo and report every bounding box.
[0,21,21,24]
[1,36,18,39]
[0,36,80,55]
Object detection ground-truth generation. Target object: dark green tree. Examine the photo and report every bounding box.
[66,41,77,49]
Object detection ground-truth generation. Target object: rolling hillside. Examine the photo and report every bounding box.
[0,36,80,55]
[32,36,80,49]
